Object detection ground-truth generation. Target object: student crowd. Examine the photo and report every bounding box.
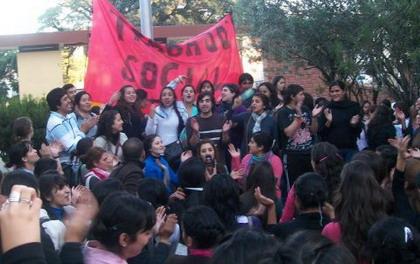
[0,74,420,264]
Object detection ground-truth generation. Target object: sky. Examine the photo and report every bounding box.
[0,0,55,35]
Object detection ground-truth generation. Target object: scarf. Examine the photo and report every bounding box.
[155,156,170,188]
[249,151,273,171]
[91,168,110,181]
[189,248,213,258]
[251,111,268,134]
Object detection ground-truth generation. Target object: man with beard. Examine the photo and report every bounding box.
[186,92,232,151]
[46,88,96,182]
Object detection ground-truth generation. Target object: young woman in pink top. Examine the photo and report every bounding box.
[228,132,283,198]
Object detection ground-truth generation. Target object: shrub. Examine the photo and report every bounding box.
[0,96,49,162]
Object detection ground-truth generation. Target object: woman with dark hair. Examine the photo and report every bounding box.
[352,150,389,188]
[272,75,286,110]
[257,82,279,110]
[7,140,40,174]
[166,206,225,264]
[322,161,388,260]
[195,139,228,180]
[178,85,198,117]
[277,231,356,264]
[94,110,128,162]
[318,81,362,161]
[106,85,147,140]
[239,161,277,224]
[231,93,275,155]
[357,100,373,151]
[228,132,283,197]
[367,104,396,150]
[143,134,178,192]
[73,91,98,138]
[11,116,33,143]
[39,172,72,221]
[145,87,188,168]
[364,217,420,264]
[203,174,260,232]
[85,192,155,264]
[388,136,420,232]
[162,157,207,220]
[197,80,215,95]
[82,146,115,189]
[257,173,330,240]
[276,84,322,200]
[211,229,280,264]
[280,142,343,223]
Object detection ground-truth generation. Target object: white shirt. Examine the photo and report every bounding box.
[145,105,187,146]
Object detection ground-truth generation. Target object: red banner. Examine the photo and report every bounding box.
[84,0,243,103]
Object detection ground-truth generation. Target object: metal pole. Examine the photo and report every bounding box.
[139,0,153,39]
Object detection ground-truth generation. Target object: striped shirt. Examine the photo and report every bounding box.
[186,113,225,146]
[46,112,85,164]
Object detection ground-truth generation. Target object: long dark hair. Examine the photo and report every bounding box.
[311,142,343,202]
[335,161,388,258]
[240,161,276,217]
[159,87,185,135]
[91,192,155,254]
[203,174,240,231]
[96,110,121,145]
[198,80,215,95]
[116,85,139,122]
[364,217,420,264]
[11,116,32,143]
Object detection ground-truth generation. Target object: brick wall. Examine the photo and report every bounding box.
[263,58,328,98]
[262,58,392,104]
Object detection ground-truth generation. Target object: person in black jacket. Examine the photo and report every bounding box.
[261,172,330,241]
[367,105,396,150]
[110,137,145,194]
[105,85,147,140]
[318,81,362,161]
[165,206,225,264]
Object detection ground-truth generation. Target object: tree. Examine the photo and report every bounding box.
[0,50,18,98]
[359,0,420,106]
[38,0,234,31]
[234,0,420,105]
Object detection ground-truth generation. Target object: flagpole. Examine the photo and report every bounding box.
[139,0,153,39]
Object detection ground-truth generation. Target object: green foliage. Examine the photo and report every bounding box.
[234,0,420,105]
[38,0,234,31]
[0,97,49,161]
[0,50,18,98]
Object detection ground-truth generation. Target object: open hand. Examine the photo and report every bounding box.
[180,150,193,162]
[388,135,411,153]
[222,120,232,132]
[227,143,240,158]
[312,104,323,118]
[254,187,274,207]
[230,168,244,180]
[191,118,200,132]
[324,108,333,122]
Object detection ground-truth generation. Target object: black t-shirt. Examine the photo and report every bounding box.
[277,106,314,153]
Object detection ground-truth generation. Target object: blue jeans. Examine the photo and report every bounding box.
[339,148,358,162]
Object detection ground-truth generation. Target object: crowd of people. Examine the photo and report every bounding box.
[0,75,420,264]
